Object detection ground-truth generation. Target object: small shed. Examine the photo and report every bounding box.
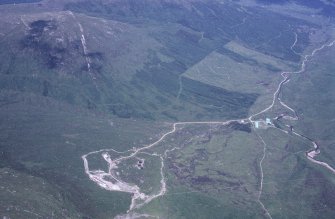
[266,118,272,125]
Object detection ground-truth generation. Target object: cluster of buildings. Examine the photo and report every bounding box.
[254,118,273,129]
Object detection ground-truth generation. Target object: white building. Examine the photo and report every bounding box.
[255,121,260,128]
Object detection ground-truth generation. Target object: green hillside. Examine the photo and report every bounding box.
[0,0,335,218]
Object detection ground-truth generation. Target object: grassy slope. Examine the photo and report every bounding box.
[0,7,260,121]
[257,128,335,218]
[282,45,335,168]
[254,25,335,219]
[1,0,333,218]
[0,91,172,218]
